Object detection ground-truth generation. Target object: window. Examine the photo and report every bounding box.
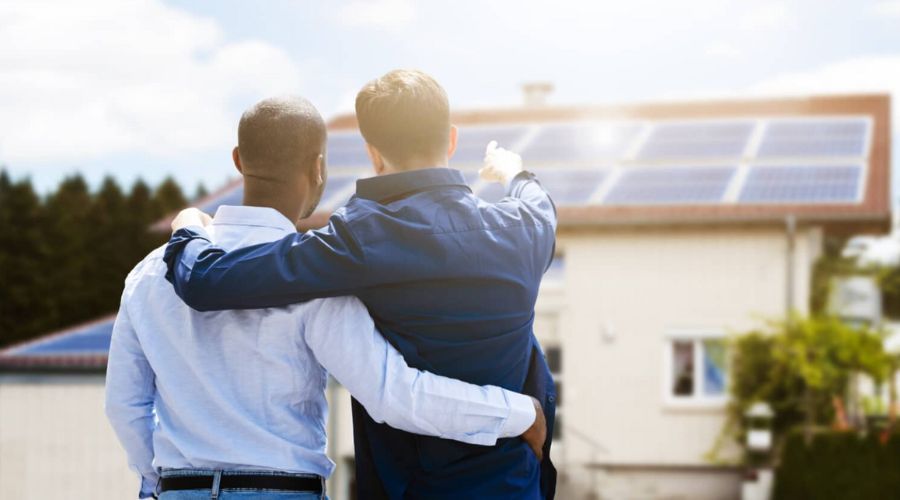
[664,332,728,406]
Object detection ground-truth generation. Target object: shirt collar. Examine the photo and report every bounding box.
[212,205,298,234]
[355,167,471,203]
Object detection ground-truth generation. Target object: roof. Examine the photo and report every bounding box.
[165,93,891,234]
[0,315,115,372]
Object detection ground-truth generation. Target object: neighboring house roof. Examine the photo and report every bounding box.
[0,315,115,372]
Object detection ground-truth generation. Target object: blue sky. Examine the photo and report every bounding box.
[3,0,900,196]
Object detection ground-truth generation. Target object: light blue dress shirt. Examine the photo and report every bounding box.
[105,205,535,498]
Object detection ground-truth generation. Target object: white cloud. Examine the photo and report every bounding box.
[748,56,900,97]
[338,0,415,31]
[870,0,900,17]
[740,3,796,31]
[0,0,303,164]
[704,42,741,59]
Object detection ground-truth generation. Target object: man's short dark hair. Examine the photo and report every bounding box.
[238,96,326,177]
[355,69,450,169]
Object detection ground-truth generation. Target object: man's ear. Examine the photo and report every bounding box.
[314,154,325,186]
[232,147,243,174]
[365,143,386,175]
[447,125,458,160]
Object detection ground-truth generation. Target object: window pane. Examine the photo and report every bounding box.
[545,346,562,374]
[554,381,562,407]
[672,341,694,396]
[553,414,563,440]
[702,339,727,396]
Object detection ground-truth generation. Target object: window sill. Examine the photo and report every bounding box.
[662,398,728,413]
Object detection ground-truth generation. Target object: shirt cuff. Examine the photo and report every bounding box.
[138,472,159,498]
[497,391,536,438]
[506,170,536,196]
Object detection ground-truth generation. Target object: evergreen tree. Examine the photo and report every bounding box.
[0,173,54,346]
[0,172,191,347]
[127,179,167,257]
[85,176,130,315]
[154,176,187,215]
[193,182,209,201]
[43,174,95,330]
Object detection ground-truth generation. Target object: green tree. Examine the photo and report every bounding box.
[85,176,132,315]
[713,316,891,462]
[42,174,96,330]
[0,172,56,346]
[154,176,187,215]
[193,182,209,201]
[126,178,167,257]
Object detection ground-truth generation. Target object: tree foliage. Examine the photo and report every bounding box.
[0,169,188,347]
[714,315,892,463]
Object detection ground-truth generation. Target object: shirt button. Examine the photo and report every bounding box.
[548,395,556,403]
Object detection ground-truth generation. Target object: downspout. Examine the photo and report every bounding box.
[785,214,797,318]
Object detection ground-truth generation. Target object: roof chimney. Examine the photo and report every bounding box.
[522,82,554,107]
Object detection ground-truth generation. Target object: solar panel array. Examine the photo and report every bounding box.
[193,116,870,212]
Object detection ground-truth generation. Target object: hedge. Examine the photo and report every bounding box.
[773,429,900,500]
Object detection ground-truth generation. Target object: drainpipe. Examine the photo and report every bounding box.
[785,214,797,318]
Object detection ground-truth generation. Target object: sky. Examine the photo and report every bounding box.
[3,0,900,196]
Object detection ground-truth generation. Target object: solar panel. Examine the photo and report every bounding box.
[320,175,359,210]
[198,184,243,214]
[603,166,736,205]
[521,123,641,163]
[636,121,754,160]
[738,165,862,204]
[452,125,530,164]
[13,319,114,355]
[327,132,370,168]
[756,119,869,158]
[532,169,608,204]
[474,168,607,205]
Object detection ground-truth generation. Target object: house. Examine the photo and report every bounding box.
[1,93,890,500]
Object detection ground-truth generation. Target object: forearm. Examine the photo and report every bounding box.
[305,298,535,445]
[376,351,537,444]
[163,220,367,311]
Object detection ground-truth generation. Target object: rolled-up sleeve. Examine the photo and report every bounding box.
[163,213,368,311]
[302,297,536,445]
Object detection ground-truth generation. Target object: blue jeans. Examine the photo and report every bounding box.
[157,469,327,500]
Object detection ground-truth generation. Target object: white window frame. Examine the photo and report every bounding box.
[662,329,729,409]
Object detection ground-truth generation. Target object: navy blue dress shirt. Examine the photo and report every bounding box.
[164,168,559,499]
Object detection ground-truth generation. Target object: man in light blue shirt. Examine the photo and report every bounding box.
[104,96,544,499]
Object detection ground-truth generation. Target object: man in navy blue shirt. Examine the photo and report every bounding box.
[164,69,558,499]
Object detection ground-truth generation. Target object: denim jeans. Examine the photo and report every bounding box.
[157,469,327,500]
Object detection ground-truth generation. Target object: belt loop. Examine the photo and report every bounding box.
[210,470,223,500]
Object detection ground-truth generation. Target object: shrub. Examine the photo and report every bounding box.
[773,429,900,500]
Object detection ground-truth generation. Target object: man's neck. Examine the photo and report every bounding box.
[381,156,448,175]
[241,182,303,225]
